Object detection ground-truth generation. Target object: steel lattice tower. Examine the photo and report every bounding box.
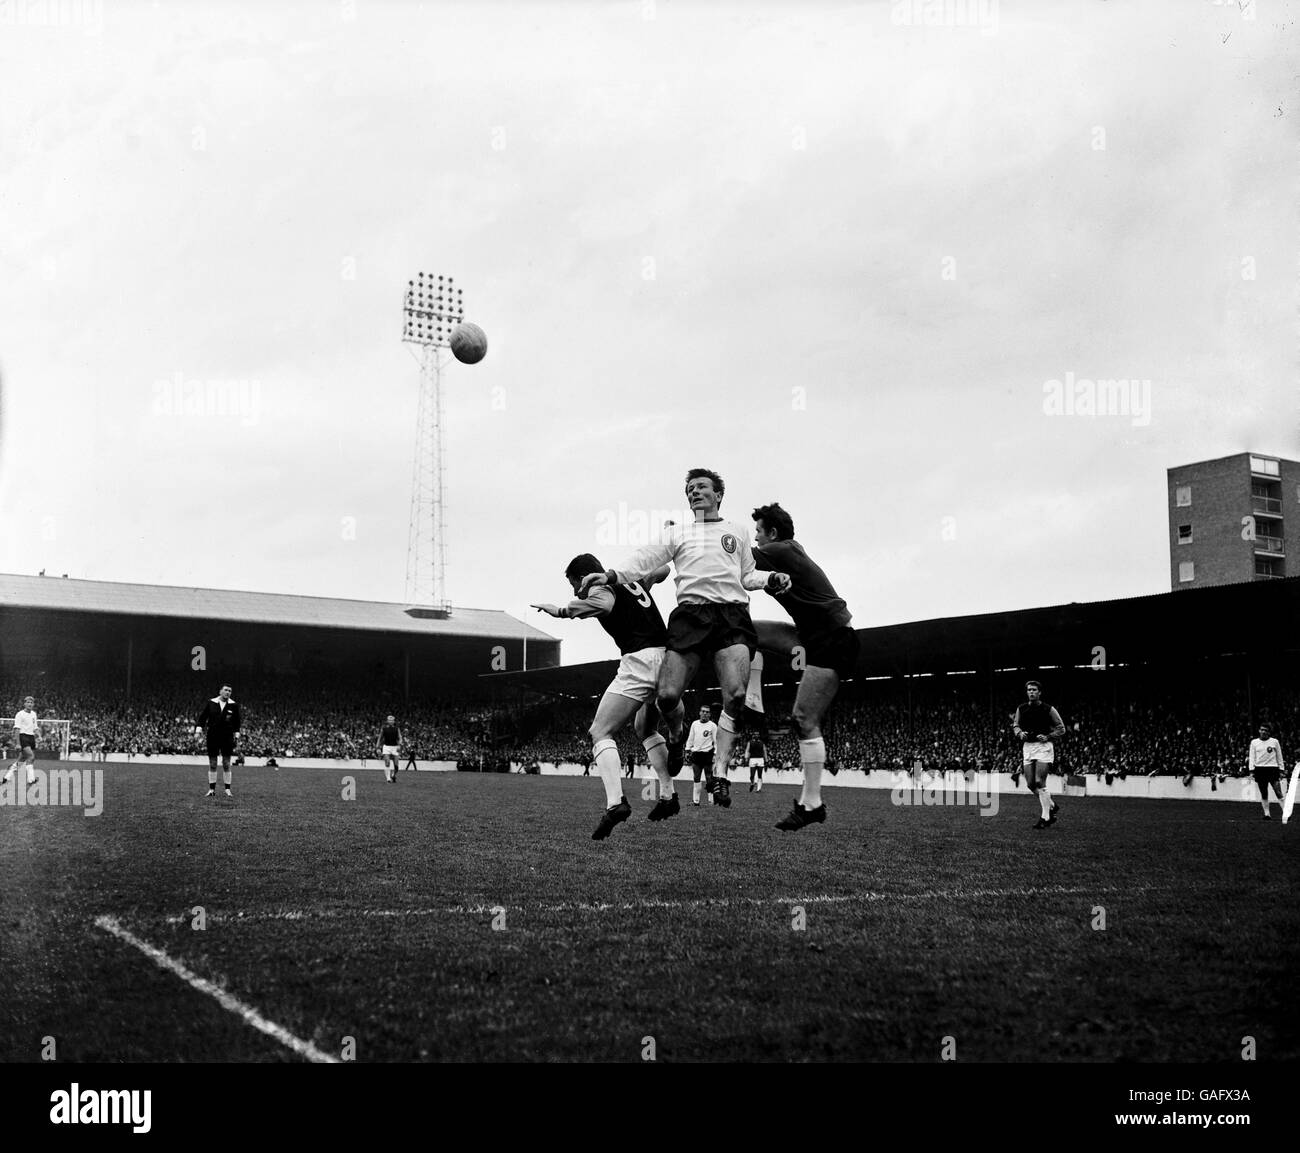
[402,272,464,614]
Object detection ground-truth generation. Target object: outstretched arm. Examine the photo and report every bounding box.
[580,534,679,593]
[738,533,791,594]
[531,586,616,619]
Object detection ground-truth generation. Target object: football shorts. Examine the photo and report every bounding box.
[802,626,860,679]
[1022,741,1054,765]
[666,603,756,658]
[607,646,665,703]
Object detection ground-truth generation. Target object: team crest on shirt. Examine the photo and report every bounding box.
[721,533,737,554]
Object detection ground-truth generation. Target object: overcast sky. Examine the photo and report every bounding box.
[1,0,1296,667]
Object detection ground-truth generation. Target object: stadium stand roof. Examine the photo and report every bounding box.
[0,572,556,642]
[481,575,1300,699]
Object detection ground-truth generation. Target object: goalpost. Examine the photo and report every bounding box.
[34,719,72,761]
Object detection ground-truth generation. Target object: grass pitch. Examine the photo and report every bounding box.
[2,766,1297,1062]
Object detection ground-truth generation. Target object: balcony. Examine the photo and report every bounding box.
[1251,496,1282,515]
[1254,535,1285,555]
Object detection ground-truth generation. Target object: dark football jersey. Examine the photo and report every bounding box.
[594,580,668,655]
[752,539,852,637]
[1015,701,1056,737]
[381,726,400,745]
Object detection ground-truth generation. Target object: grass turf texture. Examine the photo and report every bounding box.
[2,766,1297,1062]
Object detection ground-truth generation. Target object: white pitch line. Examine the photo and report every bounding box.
[94,915,340,1064]
[160,883,1165,926]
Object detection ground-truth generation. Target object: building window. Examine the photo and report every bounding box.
[1177,524,1192,545]
[1175,486,1191,507]
[1255,556,1284,578]
[1249,456,1279,477]
[1254,516,1283,554]
[1178,561,1194,583]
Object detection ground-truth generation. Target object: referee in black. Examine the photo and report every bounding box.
[196,684,241,798]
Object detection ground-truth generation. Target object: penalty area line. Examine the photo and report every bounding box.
[93,914,340,1064]
[159,883,1167,925]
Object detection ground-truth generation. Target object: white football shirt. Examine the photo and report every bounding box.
[615,519,768,605]
[1249,737,1282,768]
[14,709,38,736]
[685,720,717,753]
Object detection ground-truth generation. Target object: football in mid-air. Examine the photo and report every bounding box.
[450,322,488,365]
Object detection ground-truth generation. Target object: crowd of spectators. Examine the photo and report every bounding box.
[0,674,498,763]
[2,666,1295,778]
[491,668,1300,781]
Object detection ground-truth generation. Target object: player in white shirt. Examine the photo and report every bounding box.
[4,696,40,786]
[684,705,718,806]
[1248,723,1285,819]
[581,469,791,810]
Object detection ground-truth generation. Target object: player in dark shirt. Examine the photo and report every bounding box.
[195,684,241,799]
[1012,681,1066,829]
[751,503,859,831]
[532,554,675,840]
[378,715,402,783]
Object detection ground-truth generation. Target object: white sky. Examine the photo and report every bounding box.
[0,0,1296,666]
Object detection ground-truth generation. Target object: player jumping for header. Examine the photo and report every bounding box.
[1012,680,1065,829]
[3,696,40,787]
[580,469,791,811]
[533,555,676,839]
[749,502,859,831]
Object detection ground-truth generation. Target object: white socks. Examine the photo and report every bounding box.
[592,739,624,807]
[714,710,740,783]
[799,737,825,810]
[643,734,674,799]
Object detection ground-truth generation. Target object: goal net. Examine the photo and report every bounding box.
[32,719,72,760]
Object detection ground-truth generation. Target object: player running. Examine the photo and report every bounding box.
[685,705,718,806]
[196,684,241,798]
[580,469,791,812]
[749,502,858,831]
[746,735,766,792]
[3,696,40,787]
[1248,723,1285,819]
[1012,681,1065,830]
[379,715,402,783]
[532,555,677,839]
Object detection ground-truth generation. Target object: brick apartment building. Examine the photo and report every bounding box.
[1167,452,1300,588]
